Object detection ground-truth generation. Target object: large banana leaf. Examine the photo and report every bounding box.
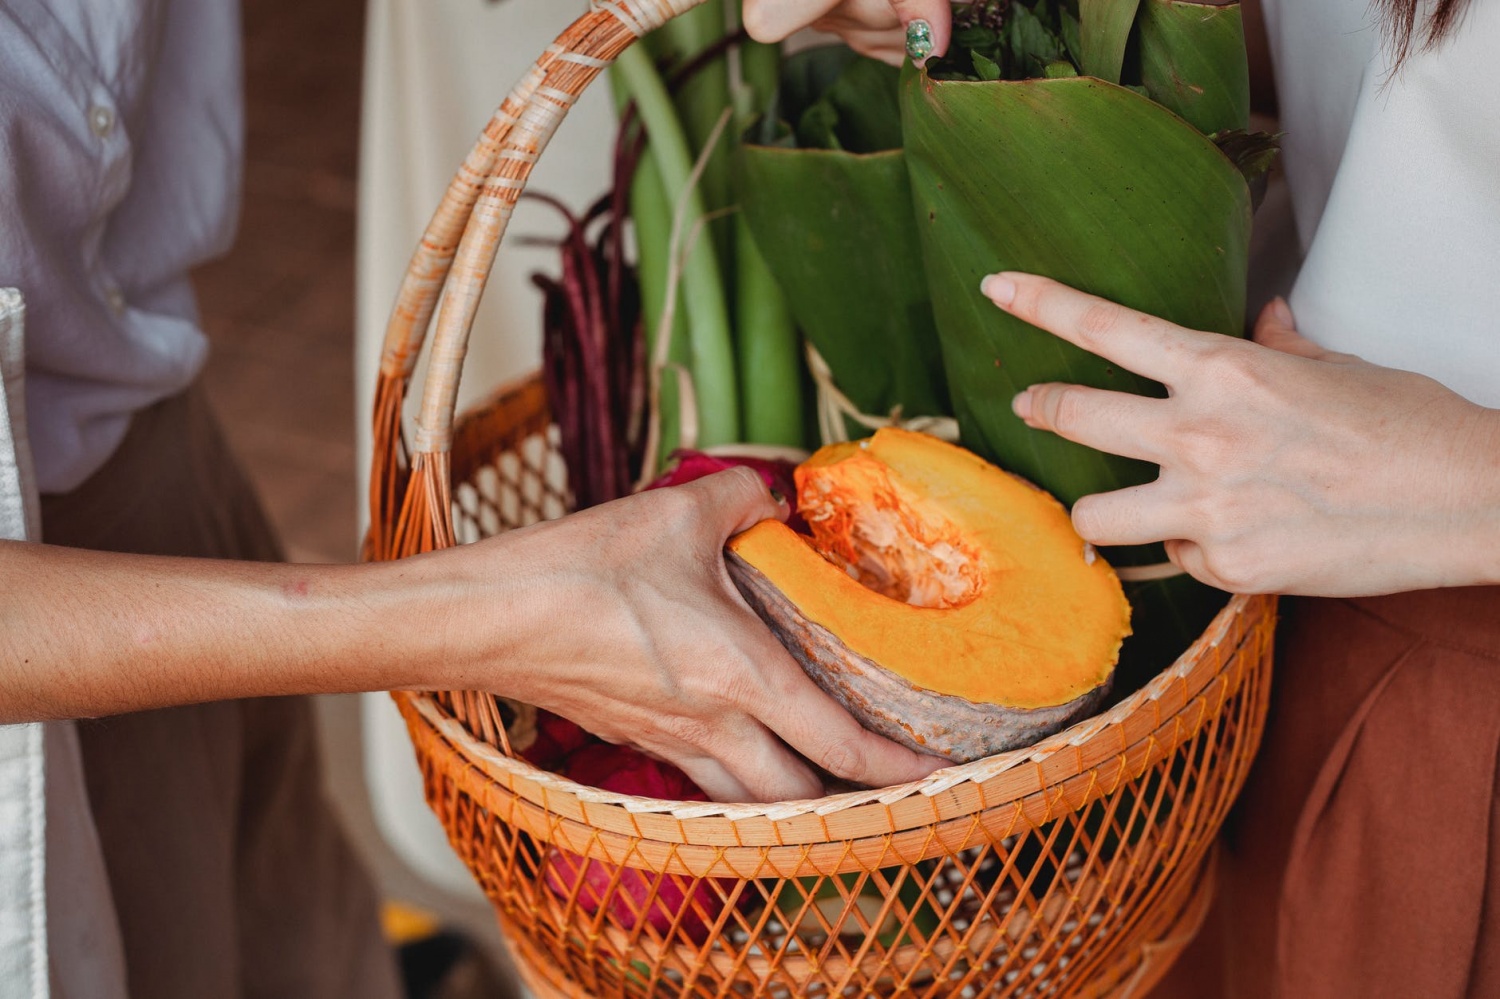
[1078,0,1142,82]
[737,147,948,423]
[737,50,949,429]
[901,69,1254,675]
[1138,0,1251,134]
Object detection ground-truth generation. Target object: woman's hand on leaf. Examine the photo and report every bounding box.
[448,467,945,802]
[743,0,952,65]
[980,272,1500,597]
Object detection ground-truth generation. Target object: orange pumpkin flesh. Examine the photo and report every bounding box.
[726,428,1131,762]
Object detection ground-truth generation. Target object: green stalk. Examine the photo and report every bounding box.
[734,216,804,446]
[630,156,689,463]
[613,43,740,449]
[731,32,804,448]
[610,72,687,467]
[738,33,783,124]
[657,1,736,271]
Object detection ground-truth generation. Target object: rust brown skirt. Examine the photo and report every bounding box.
[40,387,400,999]
[1152,586,1500,999]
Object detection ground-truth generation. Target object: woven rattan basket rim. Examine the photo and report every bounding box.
[399,591,1271,825]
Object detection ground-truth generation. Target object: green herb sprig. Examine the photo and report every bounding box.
[929,0,1084,82]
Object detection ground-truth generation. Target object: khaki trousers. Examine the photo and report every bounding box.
[41,387,401,999]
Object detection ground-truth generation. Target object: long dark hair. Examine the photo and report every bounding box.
[1379,0,1473,63]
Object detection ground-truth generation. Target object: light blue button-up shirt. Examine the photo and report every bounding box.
[0,1,243,495]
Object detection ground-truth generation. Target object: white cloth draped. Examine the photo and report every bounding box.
[0,291,47,999]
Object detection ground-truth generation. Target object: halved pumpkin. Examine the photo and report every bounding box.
[726,428,1131,763]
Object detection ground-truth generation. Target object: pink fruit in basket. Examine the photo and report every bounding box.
[519,710,593,772]
[542,745,743,943]
[646,450,808,534]
[563,743,706,800]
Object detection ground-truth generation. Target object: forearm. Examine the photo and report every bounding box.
[0,541,463,722]
[0,468,948,801]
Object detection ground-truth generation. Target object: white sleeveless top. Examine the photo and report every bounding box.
[1263,0,1500,407]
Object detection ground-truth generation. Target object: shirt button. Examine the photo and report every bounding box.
[88,104,115,138]
[104,285,126,317]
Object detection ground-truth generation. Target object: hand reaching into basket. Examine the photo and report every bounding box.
[0,467,943,801]
[743,0,952,64]
[979,273,1500,596]
[438,466,947,802]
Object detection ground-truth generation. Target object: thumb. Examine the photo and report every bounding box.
[891,0,952,61]
[1252,297,1324,359]
[679,465,789,539]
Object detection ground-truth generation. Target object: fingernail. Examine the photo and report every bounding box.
[769,487,787,507]
[1012,389,1033,420]
[905,19,934,61]
[1270,296,1294,327]
[981,273,1017,308]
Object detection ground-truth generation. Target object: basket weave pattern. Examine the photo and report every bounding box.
[364,3,1276,994]
[388,380,1273,998]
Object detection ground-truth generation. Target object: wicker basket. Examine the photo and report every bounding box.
[363,3,1276,996]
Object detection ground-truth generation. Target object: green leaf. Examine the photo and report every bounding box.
[822,56,905,153]
[972,49,1004,81]
[1043,59,1080,77]
[1005,5,1067,77]
[1060,6,1085,64]
[779,46,859,124]
[901,67,1251,665]
[797,101,843,150]
[1078,0,1143,83]
[1138,0,1251,134]
[902,74,1251,498]
[953,26,1000,50]
[737,145,948,426]
[780,47,903,153]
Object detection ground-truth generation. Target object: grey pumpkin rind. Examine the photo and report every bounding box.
[726,550,1114,764]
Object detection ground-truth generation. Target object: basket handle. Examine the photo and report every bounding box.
[367,0,711,558]
[374,64,548,385]
[409,0,709,455]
